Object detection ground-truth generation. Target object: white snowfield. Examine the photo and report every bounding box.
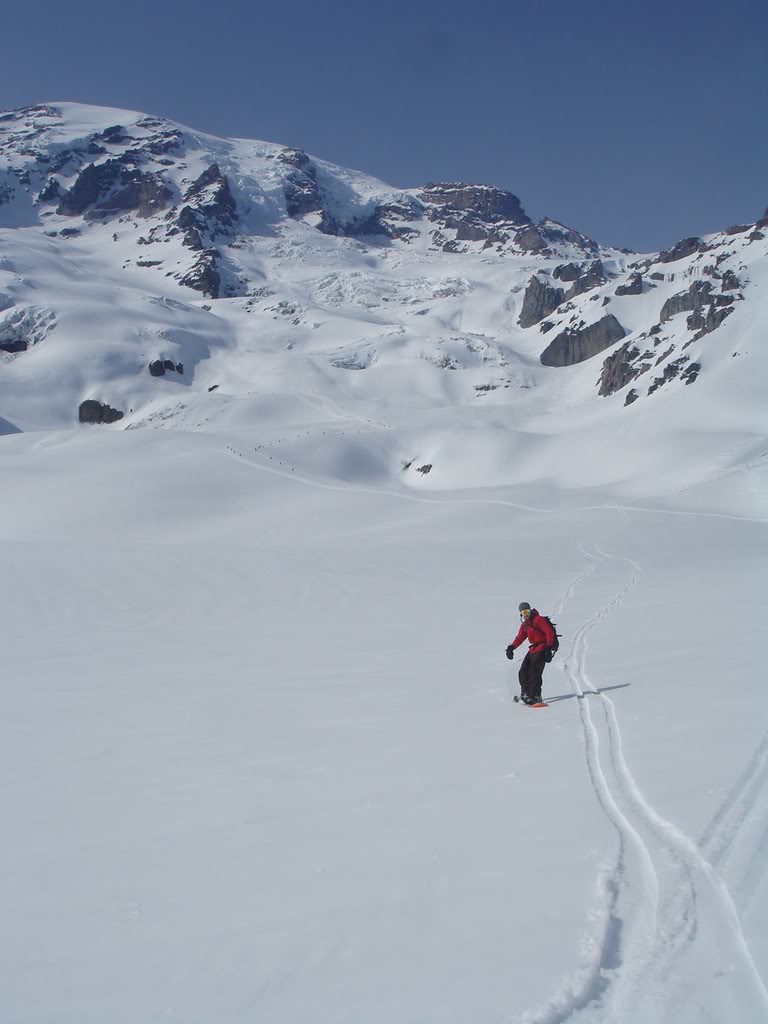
[1,103,767,1023]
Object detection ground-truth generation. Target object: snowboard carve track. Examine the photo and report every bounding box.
[525,546,768,1024]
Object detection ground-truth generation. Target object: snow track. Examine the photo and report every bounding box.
[528,546,768,1024]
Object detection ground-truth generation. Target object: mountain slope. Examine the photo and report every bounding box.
[1,101,767,508]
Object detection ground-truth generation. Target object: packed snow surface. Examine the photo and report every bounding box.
[1,102,767,1023]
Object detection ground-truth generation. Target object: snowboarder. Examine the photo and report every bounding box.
[506,602,556,705]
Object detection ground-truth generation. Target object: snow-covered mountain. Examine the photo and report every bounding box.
[2,103,768,1024]
[1,101,766,505]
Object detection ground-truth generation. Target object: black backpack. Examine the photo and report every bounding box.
[541,616,560,660]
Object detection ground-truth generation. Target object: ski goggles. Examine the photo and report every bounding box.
[520,609,531,619]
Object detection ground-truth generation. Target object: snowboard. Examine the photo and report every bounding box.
[513,695,549,708]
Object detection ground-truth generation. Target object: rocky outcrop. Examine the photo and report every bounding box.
[0,338,27,353]
[102,168,172,218]
[598,341,642,396]
[419,183,530,224]
[686,302,734,341]
[515,224,550,254]
[658,236,701,264]
[565,259,606,299]
[720,269,742,293]
[0,305,56,352]
[419,183,530,249]
[660,281,737,339]
[659,280,714,322]
[57,161,122,215]
[178,249,221,298]
[553,262,582,282]
[174,163,237,248]
[37,178,61,203]
[616,272,643,296]
[57,159,172,218]
[321,198,423,241]
[647,356,698,395]
[538,222,599,254]
[279,149,323,217]
[518,275,565,328]
[78,399,124,424]
[149,359,184,377]
[540,314,627,367]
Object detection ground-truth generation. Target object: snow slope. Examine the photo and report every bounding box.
[1,103,767,1023]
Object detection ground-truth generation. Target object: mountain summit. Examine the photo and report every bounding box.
[1,102,766,501]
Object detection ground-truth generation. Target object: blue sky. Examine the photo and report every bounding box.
[3,0,766,251]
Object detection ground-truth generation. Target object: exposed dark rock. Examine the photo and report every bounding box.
[681,362,701,384]
[179,249,221,298]
[725,224,749,235]
[57,161,122,215]
[624,388,639,406]
[182,163,237,223]
[553,262,582,282]
[650,271,665,281]
[278,149,324,218]
[78,399,124,424]
[565,260,606,299]
[56,159,172,218]
[659,280,713,322]
[60,227,81,237]
[749,229,765,241]
[144,131,184,157]
[372,199,423,240]
[686,302,734,340]
[518,275,565,328]
[93,124,132,146]
[415,183,535,250]
[616,272,643,296]
[598,341,641,396]
[758,207,768,229]
[175,164,237,248]
[515,224,550,253]
[0,338,27,353]
[647,356,691,395]
[177,206,205,250]
[37,178,61,203]
[541,314,627,367]
[322,198,423,241]
[103,169,172,217]
[284,170,322,217]
[720,269,741,292]
[538,222,599,254]
[658,237,701,263]
[419,183,530,224]
[416,464,433,475]
[277,148,313,171]
[149,359,184,376]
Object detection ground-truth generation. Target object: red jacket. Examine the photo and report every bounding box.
[511,609,555,655]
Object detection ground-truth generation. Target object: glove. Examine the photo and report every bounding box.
[506,644,515,660]
[544,648,553,663]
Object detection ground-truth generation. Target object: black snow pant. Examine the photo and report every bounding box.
[519,650,547,702]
